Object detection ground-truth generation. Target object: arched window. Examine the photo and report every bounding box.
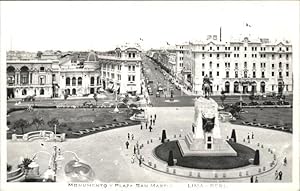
[66,77,70,86]
[225,81,230,93]
[234,81,239,93]
[40,88,45,95]
[20,66,29,84]
[7,66,15,85]
[22,89,27,95]
[72,88,76,95]
[72,77,76,86]
[260,82,265,93]
[78,77,82,86]
[251,82,257,93]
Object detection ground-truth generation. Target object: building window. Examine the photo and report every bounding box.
[279,54,282,58]
[217,47,219,50]
[244,54,247,58]
[272,72,274,76]
[128,65,131,71]
[217,54,219,58]
[244,62,247,68]
[132,53,135,58]
[52,74,56,82]
[40,67,45,72]
[272,64,274,69]
[286,64,289,69]
[202,47,205,50]
[210,54,212,57]
[272,47,274,51]
[202,53,205,58]
[78,77,82,86]
[272,85,274,91]
[235,71,238,78]
[202,63,205,68]
[128,53,131,58]
[217,63,219,68]
[39,76,45,85]
[40,88,44,95]
[66,77,70,86]
[217,71,219,76]
[209,71,212,78]
[72,77,76,86]
[90,77,94,86]
[286,72,289,77]
[202,71,205,76]
[210,47,212,50]
[235,63,238,68]
[279,72,282,78]
[244,47,247,51]
[118,74,121,80]
[253,63,256,68]
[22,89,27,95]
[253,71,256,78]
[244,71,247,78]
[226,71,229,78]
[209,62,212,69]
[132,65,135,72]
[225,47,227,50]
[262,72,265,78]
[279,62,282,68]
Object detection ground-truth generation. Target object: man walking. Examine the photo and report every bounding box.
[275,170,279,180]
[149,125,153,132]
[255,176,258,183]
[278,171,283,180]
[128,133,130,140]
[154,114,157,120]
[250,176,254,183]
[131,134,134,140]
[126,141,129,149]
[140,124,143,130]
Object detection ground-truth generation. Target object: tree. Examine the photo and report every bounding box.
[231,129,237,142]
[36,51,43,59]
[253,150,260,165]
[93,93,98,105]
[167,150,174,166]
[13,119,30,134]
[161,129,167,143]
[31,117,44,131]
[47,118,60,132]
[220,90,226,106]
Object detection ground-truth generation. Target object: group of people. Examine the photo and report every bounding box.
[140,114,157,132]
[274,170,284,181]
[250,176,259,183]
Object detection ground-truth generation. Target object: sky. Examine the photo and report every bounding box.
[0,1,299,52]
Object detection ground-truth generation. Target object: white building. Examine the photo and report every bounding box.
[186,36,293,95]
[6,45,142,99]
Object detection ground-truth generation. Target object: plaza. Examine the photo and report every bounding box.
[7,106,292,183]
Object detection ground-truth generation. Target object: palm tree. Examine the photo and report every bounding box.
[47,118,60,132]
[13,119,30,134]
[31,117,44,131]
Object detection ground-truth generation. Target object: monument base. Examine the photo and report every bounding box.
[177,133,237,157]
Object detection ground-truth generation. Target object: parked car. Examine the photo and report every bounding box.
[248,101,259,106]
[263,101,276,105]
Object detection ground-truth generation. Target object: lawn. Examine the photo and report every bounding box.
[232,107,293,130]
[7,108,140,139]
[154,140,255,169]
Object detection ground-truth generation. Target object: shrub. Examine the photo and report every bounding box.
[7,164,12,172]
[167,150,174,166]
[253,150,260,165]
[161,130,167,143]
[231,129,237,142]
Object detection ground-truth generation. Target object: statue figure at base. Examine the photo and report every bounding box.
[202,75,212,99]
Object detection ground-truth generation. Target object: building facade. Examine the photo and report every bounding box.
[6,45,142,99]
[186,36,293,95]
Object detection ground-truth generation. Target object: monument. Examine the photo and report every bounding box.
[178,96,237,157]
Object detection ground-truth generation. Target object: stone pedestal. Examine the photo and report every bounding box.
[178,97,237,157]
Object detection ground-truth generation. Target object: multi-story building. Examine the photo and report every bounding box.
[186,36,293,95]
[6,44,142,99]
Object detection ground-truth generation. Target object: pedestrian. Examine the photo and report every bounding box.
[283,157,287,166]
[131,134,134,140]
[126,141,129,149]
[150,119,152,126]
[134,146,136,154]
[139,157,142,167]
[150,115,152,120]
[131,155,135,164]
[250,176,254,183]
[149,125,152,132]
[275,170,278,180]
[255,176,258,183]
[128,133,130,140]
[153,119,155,126]
[247,133,250,140]
[145,122,148,129]
[251,132,254,139]
[140,124,143,130]
[278,171,283,180]
[154,114,157,120]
